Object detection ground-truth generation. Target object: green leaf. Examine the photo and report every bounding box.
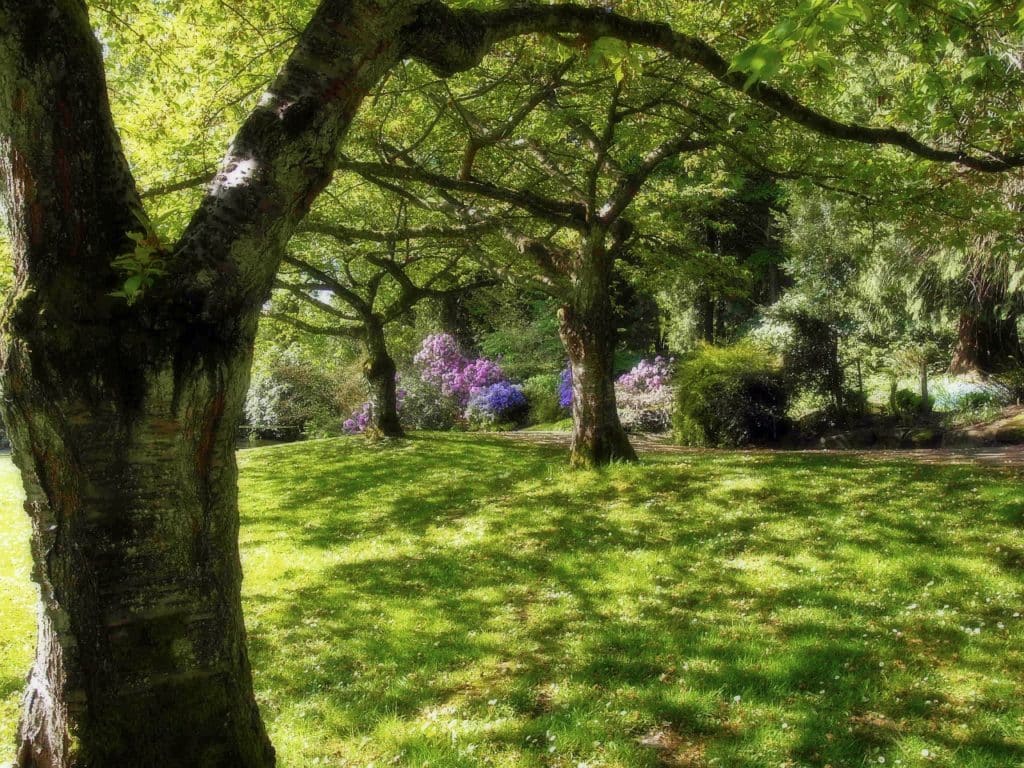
[733,44,783,89]
[123,274,144,294]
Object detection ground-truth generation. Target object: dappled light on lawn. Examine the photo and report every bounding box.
[232,436,1021,768]
[0,438,1022,766]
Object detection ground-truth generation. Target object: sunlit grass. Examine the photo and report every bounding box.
[1,434,1023,766]
[0,457,32,750]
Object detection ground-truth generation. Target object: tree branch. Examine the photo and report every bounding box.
[410,1,1023,172]
[282,253,371,314]
[299,218,496,242]
[599,135,716,224]
[263,311,362,337]
[272,278,360,321]
[340,158,587,229]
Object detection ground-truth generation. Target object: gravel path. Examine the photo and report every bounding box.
[500,430,1024,468]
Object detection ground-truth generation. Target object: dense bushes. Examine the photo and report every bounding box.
[466,382,529,428]
[522,373,565,424]
[889,388,933,419]
[674,344,790,447]
[245,353,362,437]
[400,378,462,430]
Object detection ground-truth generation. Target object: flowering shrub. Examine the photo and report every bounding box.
[558,367,573,409]
[414,333,467,395]
[455,358,506,403]
[466,381,529,427]
[400,378,462,430]
[343,385,406,434]
[245,351,363,438]
[342,401,373,434]
[615,356,674,433]
[415,333,504,405]
[617,386,675,433]
[617,356,672,393]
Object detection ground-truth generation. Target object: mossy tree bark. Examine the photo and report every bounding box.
[0,0,415,763]
[558,237,637,467]
[363,320,404,437]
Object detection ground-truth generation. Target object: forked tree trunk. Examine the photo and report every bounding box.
[558,242,636,467]
[1,0,421,763]
[0,3,266,764]
[363,322,404,437]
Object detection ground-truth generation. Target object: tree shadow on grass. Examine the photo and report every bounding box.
[240,435,1024,767]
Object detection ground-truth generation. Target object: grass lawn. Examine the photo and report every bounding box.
[1,434,1023,767]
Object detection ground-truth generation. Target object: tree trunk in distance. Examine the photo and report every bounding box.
[949,311,1023,375]
[558,240,636,467]
[363,322,405,437]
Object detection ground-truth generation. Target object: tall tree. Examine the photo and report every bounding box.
[342,55,733,465]
[2,0,1021,763]
[268,216,492,436]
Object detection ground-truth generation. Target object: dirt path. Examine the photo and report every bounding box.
[500,430,1024,468]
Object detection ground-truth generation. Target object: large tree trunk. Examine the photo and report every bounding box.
[949,310,1023,374]
[0,3,265,763]
[558,240,636,467]
[4,331,275,768]
[363,321,404,437]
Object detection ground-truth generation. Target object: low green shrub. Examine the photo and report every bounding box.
[995,367,1024,402]
[956,390,1002,412]
[674,343,791,447]
[522,373,565,425]
[890,388,934,418]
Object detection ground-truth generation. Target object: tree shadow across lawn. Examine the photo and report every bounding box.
[239,434,1024,768]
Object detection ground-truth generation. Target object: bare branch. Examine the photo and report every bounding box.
[341,158,586,229]
[263,311,362,337]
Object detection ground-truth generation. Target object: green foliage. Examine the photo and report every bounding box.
[890,388,934,419]
[109,230,166,305]
[954,391,1002,413]
[477,299,565,380]
[674,343,791,447]
[778,308,860,422]
[995,366,1024,402]
[397,378,461,431]
[245,351,363,438]
[521,373,564,425]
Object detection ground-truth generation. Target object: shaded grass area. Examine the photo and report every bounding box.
[1,435,1023,767]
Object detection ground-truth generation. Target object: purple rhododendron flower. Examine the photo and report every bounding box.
[558,367,573,409]
[466,381,527,424]
[616,355,674,393]
[615,356,675,433]
[343,401,373,434]
[415,333,505,406]
[470,381,527,415]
